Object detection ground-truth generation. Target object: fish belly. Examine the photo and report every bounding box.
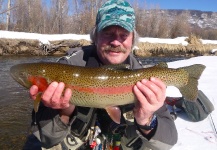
[70,90,135,108]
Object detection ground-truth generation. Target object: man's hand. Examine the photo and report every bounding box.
[133,77,166,130]
[30,82,72,109]
[29,82,75,124]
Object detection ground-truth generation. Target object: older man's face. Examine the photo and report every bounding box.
[96,25,133,65]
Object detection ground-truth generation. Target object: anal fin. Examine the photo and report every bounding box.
[105,106,121,124]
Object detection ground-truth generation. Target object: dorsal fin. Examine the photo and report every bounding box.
[154,62,168,68]
[101,64,131,71]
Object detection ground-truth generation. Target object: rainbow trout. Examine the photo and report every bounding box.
[10,62,205,123]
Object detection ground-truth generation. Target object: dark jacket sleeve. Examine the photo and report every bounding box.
[123,55,178,150]
[32,103,71,148]
[152,105,178,146]
[122,105,177,150]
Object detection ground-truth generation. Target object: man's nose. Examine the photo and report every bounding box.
[110,36,122,46]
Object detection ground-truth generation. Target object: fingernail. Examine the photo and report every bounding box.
[150,77,156,81]
[136,81,141,86]
[141,79,148,84]
[51,82,58,87]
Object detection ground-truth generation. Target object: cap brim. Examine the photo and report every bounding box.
[97,19,133,32]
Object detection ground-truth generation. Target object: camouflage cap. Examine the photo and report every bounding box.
[96,0,135,32]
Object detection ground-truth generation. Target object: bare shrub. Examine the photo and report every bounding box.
[170,11,191,38]
[185,34,202,45]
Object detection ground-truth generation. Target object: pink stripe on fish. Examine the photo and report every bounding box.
[67,84,134,95]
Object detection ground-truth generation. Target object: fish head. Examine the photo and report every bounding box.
[10,64,33,88]
[10,63,49,91]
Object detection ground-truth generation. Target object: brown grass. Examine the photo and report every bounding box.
[0,35,217,56]
[0,38,91,56]
[135,34,217,57]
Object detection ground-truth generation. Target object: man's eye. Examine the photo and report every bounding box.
[121,33,129,38]
[104,32,113,37]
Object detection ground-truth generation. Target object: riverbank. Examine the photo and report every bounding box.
[0,30,217,57]
[0,38,90,56]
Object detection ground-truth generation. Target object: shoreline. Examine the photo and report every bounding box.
[1,36,217,57]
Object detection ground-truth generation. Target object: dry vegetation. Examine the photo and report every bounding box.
[0,38,91,56]
[0,34,217,56]
[0,38,41,55]
[134,34,217,57]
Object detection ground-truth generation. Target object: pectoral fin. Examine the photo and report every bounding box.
[34,92,42,112]
[105,106,121,124]
[28,76,49,112]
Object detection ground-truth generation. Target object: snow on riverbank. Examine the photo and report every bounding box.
[1,30,217,46]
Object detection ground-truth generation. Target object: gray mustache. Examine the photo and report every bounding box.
[102,45,127,53]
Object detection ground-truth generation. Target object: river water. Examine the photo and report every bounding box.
[0,55,185,149]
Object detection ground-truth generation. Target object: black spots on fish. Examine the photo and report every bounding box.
[43,63,73,83]
[72,91,104,107]
[72,90,89,106]
[159,69,188,86]
[70,88,135,109]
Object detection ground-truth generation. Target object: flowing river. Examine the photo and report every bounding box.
[0,55,185,149]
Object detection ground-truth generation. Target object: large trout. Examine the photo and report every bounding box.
[10,62,205,123]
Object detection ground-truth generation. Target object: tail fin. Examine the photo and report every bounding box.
[179,64,206,101]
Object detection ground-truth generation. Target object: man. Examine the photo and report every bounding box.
[29,0,177,149]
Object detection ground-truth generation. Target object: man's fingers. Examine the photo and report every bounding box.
[61,88,72,108]
[29,85,39,100]
[149,77,166,102]
[142,79,161,102]
[135,80,157,105]
[41,82,58,102]
[150,77,166,92]
[30,82,72,109]
[50,82,65,105]
[133,82,149,106]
